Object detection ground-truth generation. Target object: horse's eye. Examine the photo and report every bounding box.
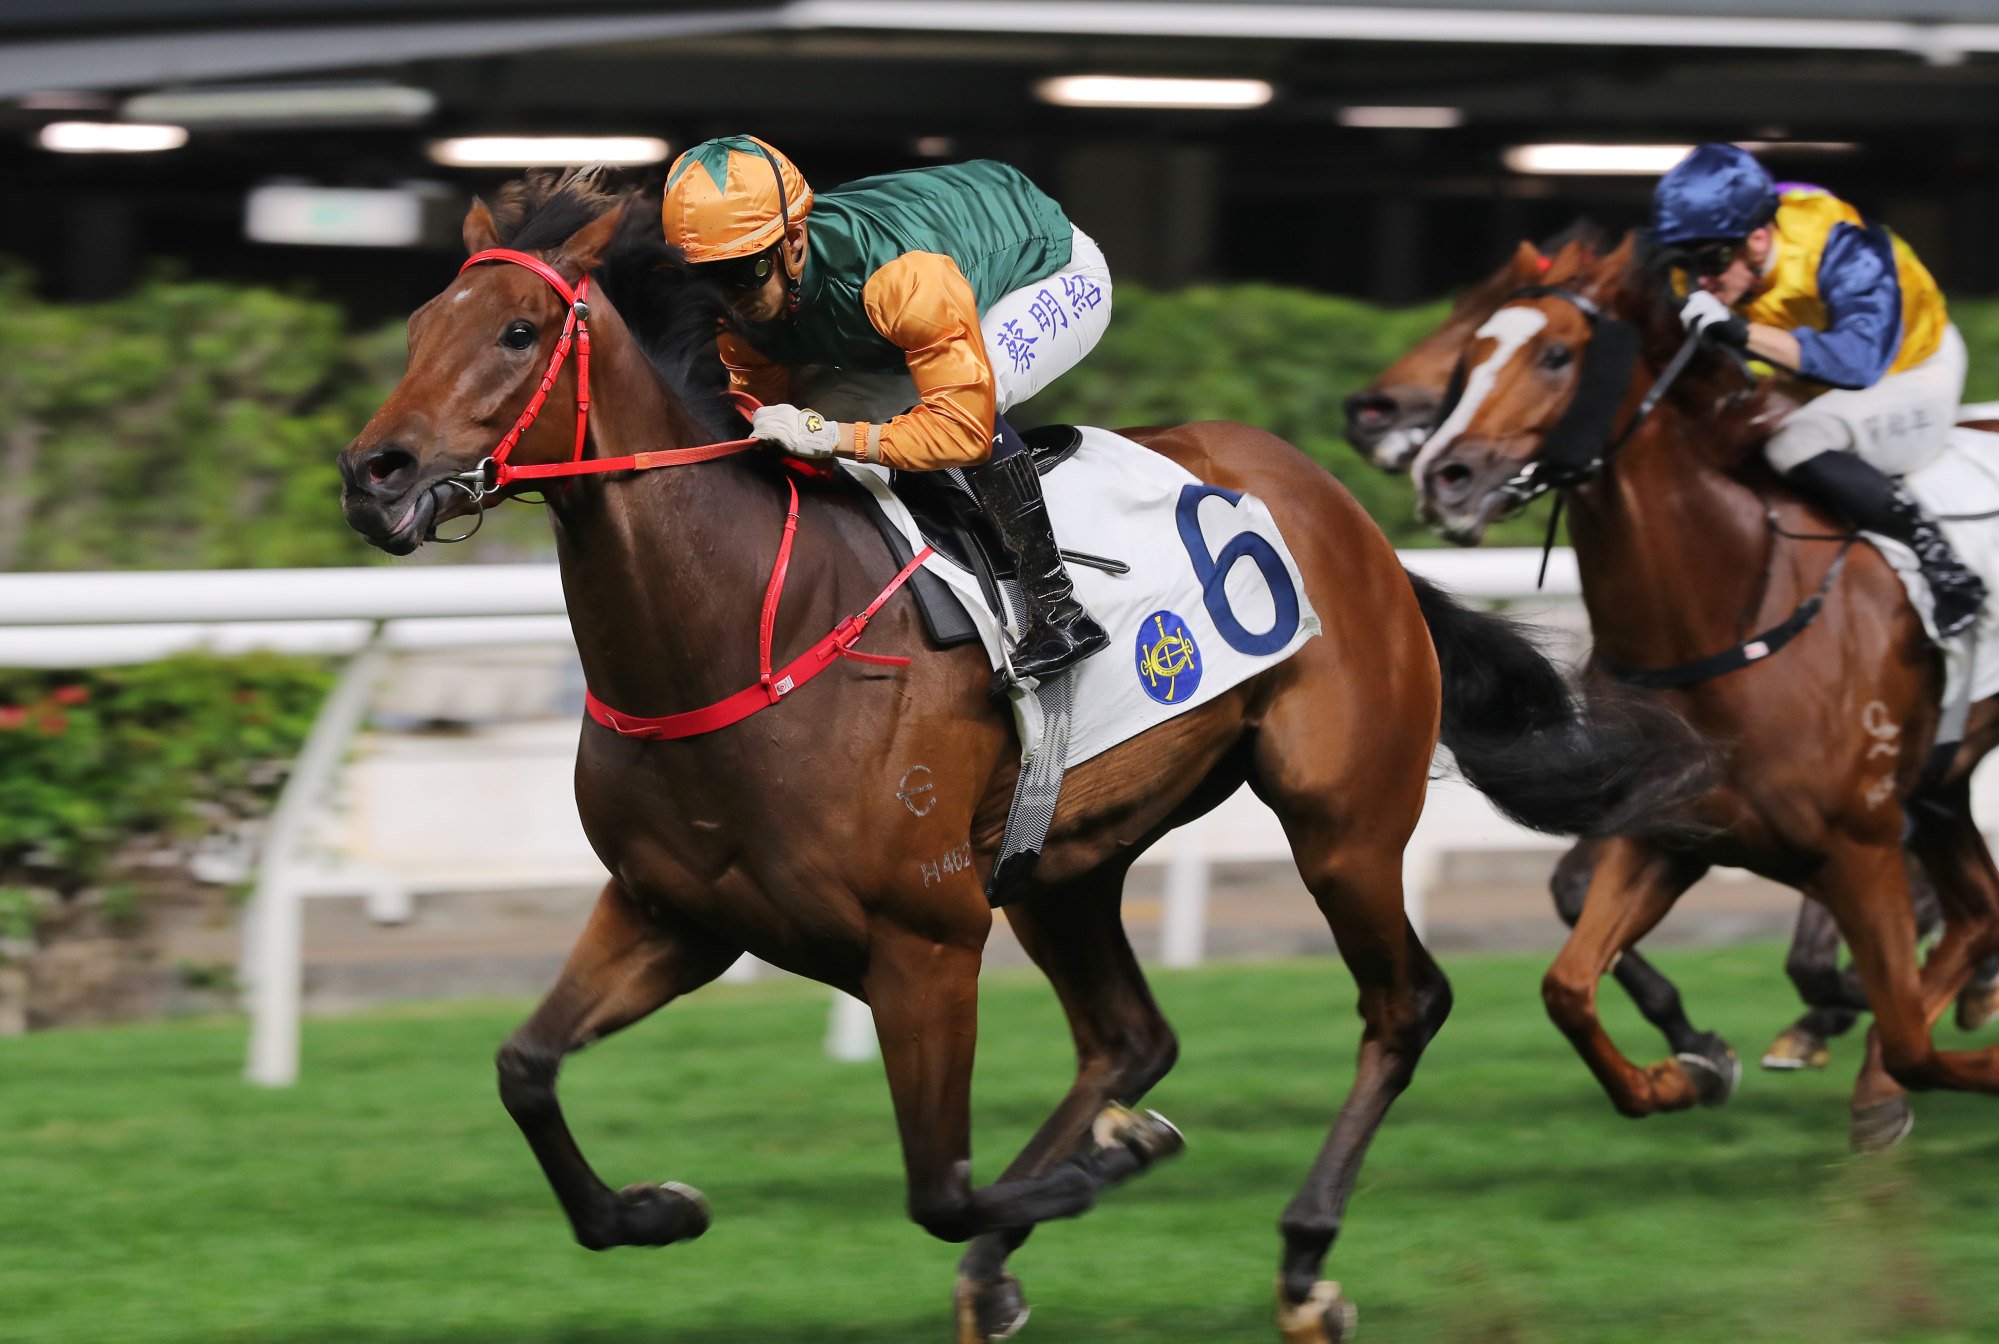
[502,321,536,351]
[1541,343,1573,370]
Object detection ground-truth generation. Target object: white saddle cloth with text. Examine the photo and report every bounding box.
[1872,424,1999,705]
[843,426,1322,766]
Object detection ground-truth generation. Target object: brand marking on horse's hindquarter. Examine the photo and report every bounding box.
[1861,701,1901,807]
[897,765,936,817]
[919,843,973,887]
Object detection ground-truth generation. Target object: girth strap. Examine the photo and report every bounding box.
[1595,540,1854,690]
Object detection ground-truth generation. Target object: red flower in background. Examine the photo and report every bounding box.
[0,706,23,730]
[51,685,89,706]
[35,710,68,736]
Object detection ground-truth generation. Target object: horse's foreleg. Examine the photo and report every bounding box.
[498,879,740,1250]
[866,916,1176,1255]
[1551,837,1711,1056]
[954,871,1180,1342]
[1542,837,1724,1116]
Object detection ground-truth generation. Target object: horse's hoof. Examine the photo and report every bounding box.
[954,1272,1030,1344]
[1760,1026,1831,1071]
[1850,1098,1915,1155]
[1956,980,1999,1032]
[1675,1034,1740,1107]
[1275,1279,1356,1344]
[612,1180,711,1246]
[1092,1104,1187,1164]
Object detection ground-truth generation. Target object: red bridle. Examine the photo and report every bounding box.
[441,246,932,741]
[446,247,763,504]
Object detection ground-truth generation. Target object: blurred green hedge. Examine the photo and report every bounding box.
[0,654,332,932]
[3,268,1996,569]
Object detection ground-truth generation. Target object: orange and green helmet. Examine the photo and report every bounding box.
[661,134,814,264]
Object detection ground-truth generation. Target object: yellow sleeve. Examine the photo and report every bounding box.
[716,330,792,407]
[855,252,995,471]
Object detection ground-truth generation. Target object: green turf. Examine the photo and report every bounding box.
[3,943,1997,1344]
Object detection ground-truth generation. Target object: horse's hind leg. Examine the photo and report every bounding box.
[1551,837,1713,1056]
[954,864,1181,1342]
[1270,816,1449,1344]
[1766,899,1868,1070]
[1846,786,1999,1149]
[498,879,741,1250]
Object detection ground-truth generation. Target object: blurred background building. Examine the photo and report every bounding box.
[4,0,1999,313]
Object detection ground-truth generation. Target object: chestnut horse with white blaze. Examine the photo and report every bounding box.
[1414,234,1999,1153]
[1348,229,1999,1080]
[338,177,1706,1344]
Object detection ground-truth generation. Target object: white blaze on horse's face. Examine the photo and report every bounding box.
[1410,306,1549,483]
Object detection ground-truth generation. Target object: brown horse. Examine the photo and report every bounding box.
[1348,230,1999,1078]
[338,177,1705,1343]
[1343,222,1611,472]
[1413,233,1999,1152]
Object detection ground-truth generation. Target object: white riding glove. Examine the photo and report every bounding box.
[752,404,844,460]
[1677,291,1749,348]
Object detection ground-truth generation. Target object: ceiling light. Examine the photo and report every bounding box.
[38,121,188,154]
[246,185,431,248]
[427,135,669,168]
[1503,143,1694,175]
[1338,105,1463,129]
[1035,75,1273,110]
[1734,140,1861,155]
[126,83,436,127]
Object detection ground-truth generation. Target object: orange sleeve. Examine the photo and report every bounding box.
[716,330,791,407]
[856,252,995,471]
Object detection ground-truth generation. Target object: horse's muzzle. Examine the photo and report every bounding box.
[1342,386,1436,474]
[1418,438,1527,546]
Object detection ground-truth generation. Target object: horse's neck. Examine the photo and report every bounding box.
[1567,408,1777,669]
[545,320,777,715]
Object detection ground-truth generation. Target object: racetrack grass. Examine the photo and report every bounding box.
[3,943,1997,1344]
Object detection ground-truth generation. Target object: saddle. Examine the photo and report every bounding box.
[851,424,1087,648]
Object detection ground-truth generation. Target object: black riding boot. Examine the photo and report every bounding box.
[970,434,1109,684]
[1786,449,1986,637]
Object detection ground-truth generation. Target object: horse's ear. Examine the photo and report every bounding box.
[1510,241,1547,280]
[463,198,501,255]
[559,200,628,275]
[1581,233,1639,300]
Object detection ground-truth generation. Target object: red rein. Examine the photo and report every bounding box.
[456,247,930,740]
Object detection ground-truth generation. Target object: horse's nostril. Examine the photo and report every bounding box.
[1344,393,1395,426]
[1437,463,1472,487]
[366,448,417,488]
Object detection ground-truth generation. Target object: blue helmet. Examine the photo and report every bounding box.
[1650,143,1779,247]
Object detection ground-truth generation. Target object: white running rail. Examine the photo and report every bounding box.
[2,553,1586,1082]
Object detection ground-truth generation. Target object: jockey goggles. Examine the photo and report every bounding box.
[1684,239,1744,276]
[702,246,780,291]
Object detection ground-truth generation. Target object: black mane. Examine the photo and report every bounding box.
[487,169,742,439]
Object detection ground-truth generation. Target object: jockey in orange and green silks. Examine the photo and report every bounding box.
[662,134,1112,683]
[1650,142,1983,636]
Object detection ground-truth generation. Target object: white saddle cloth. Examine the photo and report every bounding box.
[1870,425,1999,705]
[842,426,1322,766]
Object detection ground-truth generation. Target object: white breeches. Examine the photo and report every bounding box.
[1765,322,1968,476]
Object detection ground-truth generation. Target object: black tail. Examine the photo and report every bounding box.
[1410,572,1713,838]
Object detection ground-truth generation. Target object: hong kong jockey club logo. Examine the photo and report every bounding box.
[1135,609,1202,704]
